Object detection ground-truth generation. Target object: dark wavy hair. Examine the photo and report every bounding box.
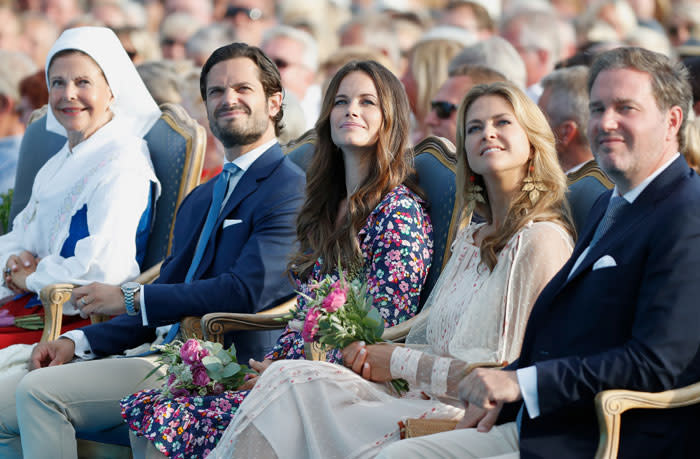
[290,60,416,277]
[200,42,284,135]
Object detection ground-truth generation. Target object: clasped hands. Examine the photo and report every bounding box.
[456,368,522,432]
[3,251,40,293]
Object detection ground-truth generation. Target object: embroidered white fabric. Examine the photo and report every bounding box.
[389,346,421,382]
[0,27,160,312]
[210,221,574,459]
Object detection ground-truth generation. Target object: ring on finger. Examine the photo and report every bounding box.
[79,297,89,307]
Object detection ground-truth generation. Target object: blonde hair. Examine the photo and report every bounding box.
[408,38,466,123]
[455,81,575,269]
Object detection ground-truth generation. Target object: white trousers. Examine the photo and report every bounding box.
[376,421,519,459]
[0,356,164,459]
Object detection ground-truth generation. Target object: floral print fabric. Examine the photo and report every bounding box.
[120,184,433,458]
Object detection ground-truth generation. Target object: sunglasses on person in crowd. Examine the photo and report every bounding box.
[431,101,458,119]
[273,58,289,69]
[225,6,263,21]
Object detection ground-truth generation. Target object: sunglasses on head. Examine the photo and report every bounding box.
[431,101,458,120]
[225,6,263,20]
[272,58,289,70]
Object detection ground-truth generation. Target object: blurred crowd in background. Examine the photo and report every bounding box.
[2,0,700,192]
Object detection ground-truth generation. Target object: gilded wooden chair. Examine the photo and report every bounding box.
[566,160,614,233]
[37,102,206,342]
[283,129,317,171]
[594,382,700,458]
[201,135,460,345]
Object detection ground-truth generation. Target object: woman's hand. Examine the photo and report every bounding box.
[237,358,274,390]
[341,341,395,383]
[5,251,39,293]
[73,283,127,316]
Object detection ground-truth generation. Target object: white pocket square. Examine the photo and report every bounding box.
[592,255,617,271]
[223,219,243,229]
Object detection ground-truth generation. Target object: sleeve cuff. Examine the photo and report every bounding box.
[516,365,540,418]
[139,284,148,326]
[60,329,96,360]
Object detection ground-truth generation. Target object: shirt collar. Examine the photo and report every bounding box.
[225,138,278,172]
[612,153,680,203]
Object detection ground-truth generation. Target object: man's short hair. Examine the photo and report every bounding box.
[200,43,284,135]
[541,65,590,144]
[448,37,526,88]
[444,1,494,32]
[500,8,560,67]
[262,25,319,72]
[448,64,507,91]
[589,47,692,148]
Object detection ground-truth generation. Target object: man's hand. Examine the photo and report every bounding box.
[73,283,127,316]
[341,341,395,382]
[459,368,522,409]
[456,402,503,432]
[29,338,75,370]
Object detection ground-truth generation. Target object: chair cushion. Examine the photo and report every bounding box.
[414,150,457,306]
[9,115,65,221]
[142,117,189,269]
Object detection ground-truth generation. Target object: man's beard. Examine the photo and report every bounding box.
[210,104,269,148]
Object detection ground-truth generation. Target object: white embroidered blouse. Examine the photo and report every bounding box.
[0,116,159,310]
[391,220,574,399]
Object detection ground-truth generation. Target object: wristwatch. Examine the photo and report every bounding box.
[121,281,141,316]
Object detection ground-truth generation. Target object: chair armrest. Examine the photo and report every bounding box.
[382,315,421,342]
[39,283,74,342]
[135,261,162,285]
[201,297,296,343]
[594,382,700,459]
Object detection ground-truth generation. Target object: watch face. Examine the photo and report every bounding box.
[122,281,140,292]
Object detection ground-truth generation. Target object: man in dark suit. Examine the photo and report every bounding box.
[0,43,305,457]
[380,47,700,459]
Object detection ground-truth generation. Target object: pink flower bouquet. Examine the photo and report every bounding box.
[282,268,409,395]
[147,338,255,398]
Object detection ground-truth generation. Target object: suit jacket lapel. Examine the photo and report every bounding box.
[519,156,691,362]
[194,143,285,280]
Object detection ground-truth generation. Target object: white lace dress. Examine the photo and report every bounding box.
[210,221,574,459]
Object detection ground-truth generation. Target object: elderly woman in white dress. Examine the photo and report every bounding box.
[0,27,160,348]
[210,81,576,459]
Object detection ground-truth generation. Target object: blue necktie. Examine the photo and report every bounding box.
[590,196,628,247]
[160,163,240,346]
[185,162,240,283]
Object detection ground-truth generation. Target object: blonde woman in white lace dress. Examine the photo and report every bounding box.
[210,81,576,459]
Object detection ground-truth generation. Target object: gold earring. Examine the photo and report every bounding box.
[466,174,485,214]
[521,163,548,205]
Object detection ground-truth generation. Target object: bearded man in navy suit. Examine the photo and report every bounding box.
[0,43,306,457]
[379,47,700,459]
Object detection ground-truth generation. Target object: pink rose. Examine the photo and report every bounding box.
[302,307,321,342]
[191,364,211,387]
[321,288,347,313]
[180,339,209,365]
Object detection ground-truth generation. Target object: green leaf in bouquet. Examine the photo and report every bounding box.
[202,356,223,373]
[221,362,241,378]
[205,342,224,355]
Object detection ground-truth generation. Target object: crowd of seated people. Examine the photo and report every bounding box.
[1,1,700,458]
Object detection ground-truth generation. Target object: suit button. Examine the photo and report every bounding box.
[539,350,550,356]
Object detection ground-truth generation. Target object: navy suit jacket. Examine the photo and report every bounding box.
[82,143,305,362]
[506,156,700,458]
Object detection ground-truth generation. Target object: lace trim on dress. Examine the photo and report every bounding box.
[390,346,422,383]
[430,357,452,397]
